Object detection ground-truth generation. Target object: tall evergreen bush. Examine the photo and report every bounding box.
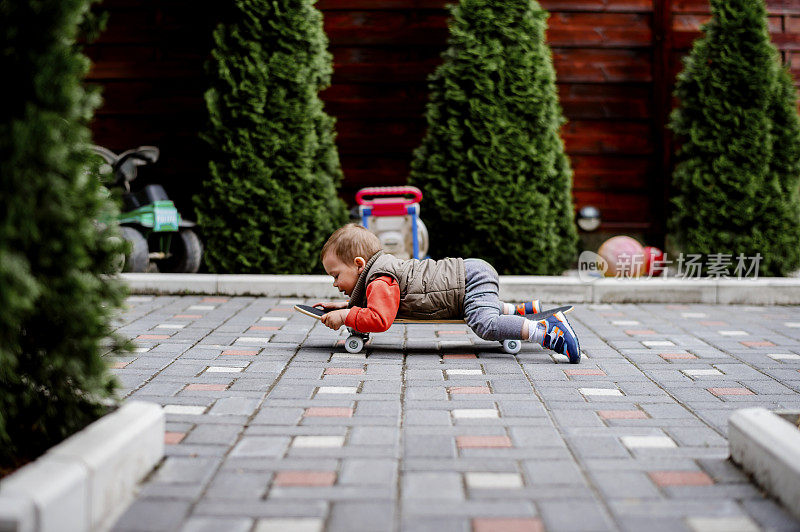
[197,0,347,274]
[669,0,800,276]
[409,0,577,274]
[0,0,127,470]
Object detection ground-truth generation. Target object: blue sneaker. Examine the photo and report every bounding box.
[538,311,581,364]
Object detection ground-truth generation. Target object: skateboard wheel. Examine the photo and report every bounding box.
[502,339,522,354]
[345,335,365,353]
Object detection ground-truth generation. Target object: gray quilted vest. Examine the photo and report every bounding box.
[349,251,465,320]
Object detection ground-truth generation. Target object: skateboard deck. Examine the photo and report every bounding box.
[294,304,574,324]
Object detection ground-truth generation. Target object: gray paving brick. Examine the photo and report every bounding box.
[328,501,395,532]
[402,471,463,500]
[179,517,252,532]
[340,459,397,485]
[112,499,191,532]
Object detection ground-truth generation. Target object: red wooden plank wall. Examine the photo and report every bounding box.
[84,0,800,237]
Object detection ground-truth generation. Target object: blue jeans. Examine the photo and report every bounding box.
[463,258,526,341]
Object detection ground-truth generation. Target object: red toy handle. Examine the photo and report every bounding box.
[355,186,423,207]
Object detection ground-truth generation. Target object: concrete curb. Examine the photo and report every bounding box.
[120,273,800,304]
[0,401,164,532]
[729,408,800,522]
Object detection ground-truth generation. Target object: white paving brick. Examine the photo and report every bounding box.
[291,436,345,448]
[260,317,288,322]
[579,388,623,397]
[445,369,483,376]
[256,518,324,532]
[682,369,723,377]
[452,409,498,419]
[642,340,675,347]
[126,296,153,303]
[686,516,759,532]
[612,320,640,326]
[189,305,216,310]
[767,353,800,361]
[717,330,747,336]
[234,337,272,345]
[620,435,676,449]
[205,366,244,373]
[163,405,206,415]
[682,312,707,318]
[317,386,359,394]
[155,324,185,329]
[465,472,523,489]
[784,322,800,328]
[133,347,150,353]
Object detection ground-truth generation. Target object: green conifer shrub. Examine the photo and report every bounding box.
[409,0,578,274]
[0,0,127,471]
[669,0,800,276]
[196,0,347,274]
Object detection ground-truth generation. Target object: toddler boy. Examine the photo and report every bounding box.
[315,224,580,363]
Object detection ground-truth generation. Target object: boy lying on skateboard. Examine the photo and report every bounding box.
[314,224,581,363]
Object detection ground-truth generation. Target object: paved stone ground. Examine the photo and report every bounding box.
[107,296,800,532]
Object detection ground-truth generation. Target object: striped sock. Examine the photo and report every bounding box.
[513,300,542,316]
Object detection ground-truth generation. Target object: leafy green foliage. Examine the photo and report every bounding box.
[669,0,800,276]
[409,0,577,274]
[196,0,347,274]
[0,0,128,471]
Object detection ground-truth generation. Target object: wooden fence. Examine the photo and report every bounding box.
[85,0,800,239]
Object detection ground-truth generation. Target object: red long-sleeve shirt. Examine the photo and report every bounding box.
[344,276,400,333]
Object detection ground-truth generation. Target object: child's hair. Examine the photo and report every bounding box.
[321,223,382,264]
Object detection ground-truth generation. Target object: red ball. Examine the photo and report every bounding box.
[643,246,665,277]
[597,236,645,278]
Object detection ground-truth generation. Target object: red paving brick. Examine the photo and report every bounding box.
[666,305,690,310]
[449,386,491,394]
[565,369,606,376]
[164,432,185,445]
[648,470,714,486]
[708,387,754,396]
[741,341,776,347]
[472,517,544,532]
[659,353,697,360]
[324,368,365,375]
[443,354,477,359]
[700,321,727,326]
[137,334,170,340]
[202,297,228,303]
[174,314,203,319]
[185,383,228,391]
[220,350,258,356]
[248,326,281,331]
[273,471,337,487]
[625,330,656,335]
[456,435,512,448]
[303,407,353,417]
[109,361,129,369]
[597,410,648,420]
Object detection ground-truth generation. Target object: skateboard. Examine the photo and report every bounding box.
[294,304,574,354]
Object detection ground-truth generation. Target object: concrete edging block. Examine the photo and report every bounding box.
[729,407,800,522]
[591,278,717,304]
[717,279,800,305]
[119,273,800,304]
[216,274,340,298]
[0,401,165,532]
[499,276,591,303]
[121,273,218,295]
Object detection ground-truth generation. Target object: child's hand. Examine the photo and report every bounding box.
[313,301,348,311]
[320,309,349,330]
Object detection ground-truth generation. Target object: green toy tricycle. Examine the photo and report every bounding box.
[92,145,203,273]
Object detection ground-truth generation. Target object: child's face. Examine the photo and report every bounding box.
[322,251,366,297]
